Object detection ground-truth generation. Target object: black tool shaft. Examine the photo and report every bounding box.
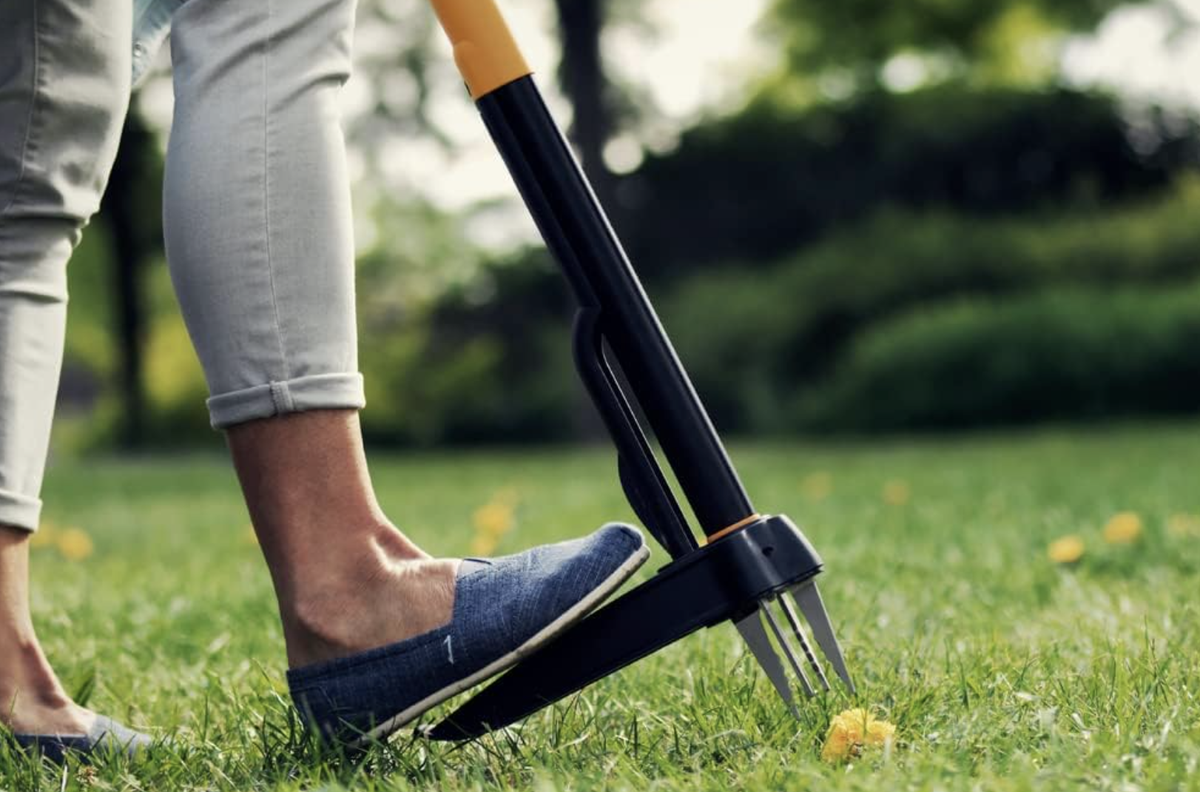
[476,77,753,536]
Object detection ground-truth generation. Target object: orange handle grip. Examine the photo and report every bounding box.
[428,0,533,99]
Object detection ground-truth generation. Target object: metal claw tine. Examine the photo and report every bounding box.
[761,598,815,696]
[790,581,855,693]
[779,594,830,691]
[734,608,800,720]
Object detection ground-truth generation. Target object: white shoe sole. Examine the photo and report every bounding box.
[358,542,651,743]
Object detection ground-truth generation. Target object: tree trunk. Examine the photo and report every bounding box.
[553,0,617,213]
[552,0,621,441]
[101,111,158,449]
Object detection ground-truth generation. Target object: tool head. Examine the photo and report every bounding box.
[719,517,853,713]
[738,580,853,716]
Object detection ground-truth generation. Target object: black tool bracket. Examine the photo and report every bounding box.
[669,514,824,613]
[572,307,697,559]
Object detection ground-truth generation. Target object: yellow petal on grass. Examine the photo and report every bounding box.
[468,534,499,557]
[55,528,94,561]
[473,502,515,538]
[469,491,520,557]
[882,480,910,506]
[801,472,833,502]
[821,708,896,763]
[1048,535,1085,564]
[1167,513,1200,537]
[1103,511,1142,544]
[29,522,59,549]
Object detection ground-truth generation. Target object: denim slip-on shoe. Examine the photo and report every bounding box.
[12,716,152,764]
[288,522,649,743]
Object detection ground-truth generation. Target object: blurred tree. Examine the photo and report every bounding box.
[98,108,163,448]
[619,85,1199,277]
[553,0,616,208]
[550,0,620,438]
[768,0,1158,91]
[347,0,455,153]
[347,0,645,235]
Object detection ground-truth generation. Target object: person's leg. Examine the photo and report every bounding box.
[165,0,647,740]
[0,0,132,736]
[163,0,459,669]
[226,410,459,668]
[0,532,90,734]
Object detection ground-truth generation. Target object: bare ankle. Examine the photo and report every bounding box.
[287,552,390,648]
[371,523,428,562]
[283,550,460,668]
[0,634,61,689]
[0,642,90,734]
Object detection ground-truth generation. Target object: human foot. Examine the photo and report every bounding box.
[288,523,648,743]
[0,629,97,735]
[11,717,152,764]
[1,676,94,737]
[0,527,151,761]
[1,642,150,763]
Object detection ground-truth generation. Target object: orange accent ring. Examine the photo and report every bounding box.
[429,0,533,99]
[706,513,762,544]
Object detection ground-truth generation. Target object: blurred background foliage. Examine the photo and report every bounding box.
[59,0,1200,450]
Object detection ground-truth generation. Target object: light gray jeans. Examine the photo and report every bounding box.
[0,0,367,532]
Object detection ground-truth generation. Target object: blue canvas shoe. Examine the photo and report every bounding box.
[288,522,649,743]
[12,716,152,764]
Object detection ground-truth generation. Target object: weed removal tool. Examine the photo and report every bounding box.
[423,0,853,740]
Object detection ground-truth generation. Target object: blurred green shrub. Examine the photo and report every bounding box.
[141,313,213,445]
[770,176,1200,373]
[70,178,1200,446]
[664,181,1200,433]
[357,247,579,446]
[357,181,1200,441]
[794,284,1200,432]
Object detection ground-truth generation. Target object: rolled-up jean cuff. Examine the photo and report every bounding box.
[207,372,367,429]
[0,489,42,532]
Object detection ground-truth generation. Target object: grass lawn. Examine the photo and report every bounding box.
[4,420,1200,790]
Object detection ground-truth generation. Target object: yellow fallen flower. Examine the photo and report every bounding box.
[1103,511,1142,544]
[821,708,896,763]
[469,491,520,556]
[801,472,833,502]
[29,522,59,549]
[491,486,521,507]
[1168,513,1200,537]
[882,480,910,506]
[1048,534,1085,564]
[56,528,94,561]
[468,534,499,556]
[473,501,515,538]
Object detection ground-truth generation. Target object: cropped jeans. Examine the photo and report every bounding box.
[0,0,366,531]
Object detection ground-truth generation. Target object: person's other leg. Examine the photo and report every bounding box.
[0,0,132,735]
[0,532,90,735]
